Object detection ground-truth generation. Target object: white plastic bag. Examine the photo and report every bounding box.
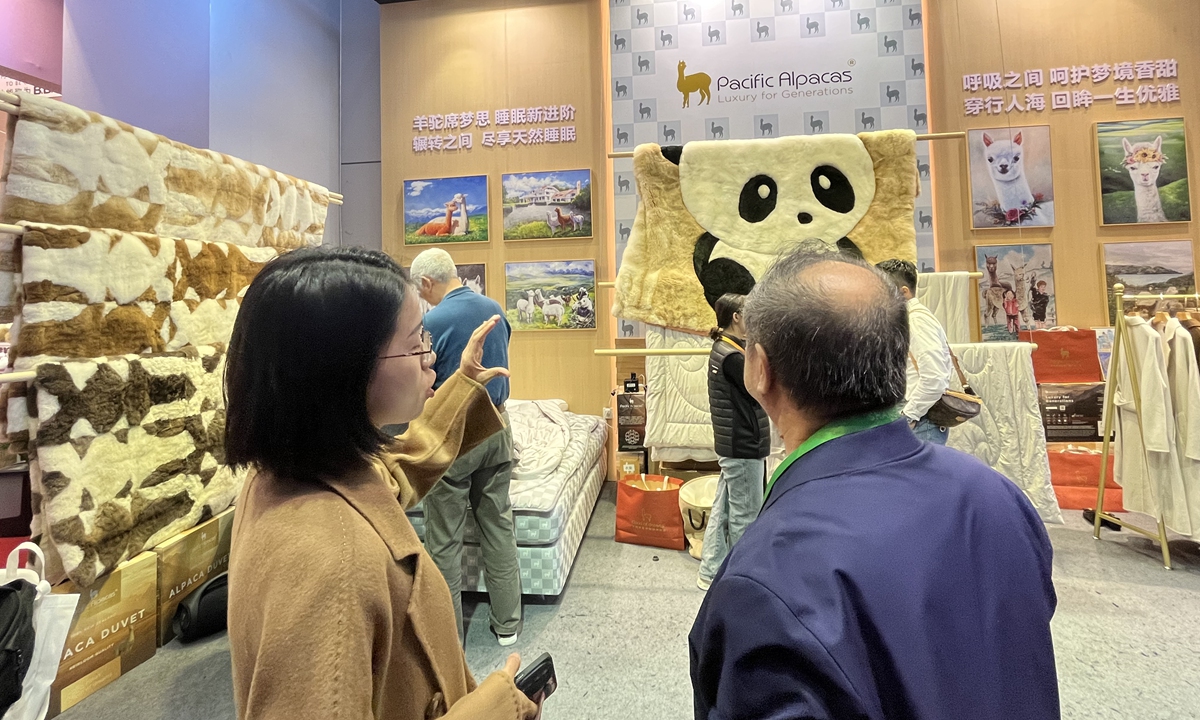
[1,543,78,720]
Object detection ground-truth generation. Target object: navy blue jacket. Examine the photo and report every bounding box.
[424,286,510,406]
[689,419,1058,720]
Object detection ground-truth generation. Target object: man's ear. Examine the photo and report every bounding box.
[744,343,772,404]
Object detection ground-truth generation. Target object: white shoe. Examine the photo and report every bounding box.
[495,630,519,647]
[697,575,712,592]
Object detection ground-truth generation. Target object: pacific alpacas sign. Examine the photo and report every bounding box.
[609,0,935,335]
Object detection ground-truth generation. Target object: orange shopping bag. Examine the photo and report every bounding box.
[615,474,686,551]
[1047,443,1123,512]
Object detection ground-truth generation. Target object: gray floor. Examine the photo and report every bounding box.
[72,483,1200,720]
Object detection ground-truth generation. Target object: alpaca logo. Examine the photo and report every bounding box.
[677,59,713,108]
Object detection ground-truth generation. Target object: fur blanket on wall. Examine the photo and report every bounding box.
[1,92,329,251]
[30,344,244,586]
[2,222,277,452]
[613,131,918,333]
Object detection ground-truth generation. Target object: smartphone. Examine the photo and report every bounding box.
[514,652,557,701]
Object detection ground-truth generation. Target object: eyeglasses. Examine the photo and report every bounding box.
[379,328,434,366]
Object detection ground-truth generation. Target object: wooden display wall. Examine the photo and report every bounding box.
[926,0,1199,330]
[381,0,613,416]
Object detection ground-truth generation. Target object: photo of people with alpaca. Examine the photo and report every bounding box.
[402,174,490,244]
[1096,118,1190,225]
[975,243,1057,341]
[968,125,1055,228]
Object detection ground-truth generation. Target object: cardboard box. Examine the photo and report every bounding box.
[1038,383,1105,442]
[616,451,646,479]
[154,507,234,646]
[616,392,647,451]
[49,552,157,718]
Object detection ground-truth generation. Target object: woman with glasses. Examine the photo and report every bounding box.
[224,247,539,720]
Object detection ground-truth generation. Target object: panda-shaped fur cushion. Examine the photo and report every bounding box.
[612,130,918,331]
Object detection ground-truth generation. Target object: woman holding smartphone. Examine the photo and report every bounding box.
[225,247,540,720]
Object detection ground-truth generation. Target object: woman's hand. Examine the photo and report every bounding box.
[503,654,544,720]
[461,315,511,386]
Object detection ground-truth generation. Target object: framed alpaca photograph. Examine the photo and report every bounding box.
[501,169,592,240]
[975,243,1056,342]
[402,175,489,244]
[504,260,596,331]
[456,263,486,296]
[967,126,1055,228]
[1102,240,1196,322]
[1095,118,1191,225]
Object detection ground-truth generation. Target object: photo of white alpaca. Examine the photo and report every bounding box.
[1097,118,1190,225]
[1122,137,1168,223]
[968,126,1055,228]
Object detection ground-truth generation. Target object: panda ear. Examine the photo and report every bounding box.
[837,237,864,259]
[661,145,683,165]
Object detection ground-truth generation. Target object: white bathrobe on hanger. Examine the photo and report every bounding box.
[1113,316,1192,535]
[1162,318,1200,539]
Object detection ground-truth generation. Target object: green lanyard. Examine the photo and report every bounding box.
[764,407,900,500]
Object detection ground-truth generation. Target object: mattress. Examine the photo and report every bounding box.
[947,342,1063,523]
[644,325,717,463]
[461,452,607,596]
[408,401,607,545]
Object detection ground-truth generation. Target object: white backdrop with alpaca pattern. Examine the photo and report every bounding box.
[975,243,1057,342]
[610,0,932,338]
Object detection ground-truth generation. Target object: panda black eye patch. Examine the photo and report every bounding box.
[738,174,778,223]
[810,165,855,214]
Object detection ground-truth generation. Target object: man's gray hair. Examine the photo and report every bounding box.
[744,245,909,421]
[409,248,457,283]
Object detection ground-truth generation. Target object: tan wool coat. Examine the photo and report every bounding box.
[229,372,538,720]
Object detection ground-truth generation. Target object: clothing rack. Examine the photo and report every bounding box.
[597,272,983,289]
[595,272,987,354]
[0,91,342,205]
[596,342,1035,358]
[1092,283,1200,570]
[605,131,966,159]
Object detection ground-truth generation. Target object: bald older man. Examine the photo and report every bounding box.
[689,249,1059,720]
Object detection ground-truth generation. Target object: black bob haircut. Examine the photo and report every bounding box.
[225,246,410,483]
[745,246,908,422]
[876,258,918,295]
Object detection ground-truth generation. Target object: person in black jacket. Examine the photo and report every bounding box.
[698,293,771,591]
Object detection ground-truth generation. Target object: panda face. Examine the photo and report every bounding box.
[678,135,876,255]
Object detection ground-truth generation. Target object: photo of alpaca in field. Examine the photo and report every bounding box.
[1096,118,1190,225]
[502,169,592,240]
[968,126,1055,228]
[505,261,597,330]
[403,175,489,244]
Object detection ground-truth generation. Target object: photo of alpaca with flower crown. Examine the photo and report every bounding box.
[1096,118,1190,225]
[968,126,1055,228]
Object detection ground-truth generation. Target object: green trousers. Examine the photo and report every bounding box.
[422,421,523,640]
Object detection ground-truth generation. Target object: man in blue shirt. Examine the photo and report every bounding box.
[409,248,522,645]
[689,247,1059,719]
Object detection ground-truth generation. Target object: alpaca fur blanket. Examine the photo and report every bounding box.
[3,222,277,452]
[1,92,329,250]
[30,344,244,586]
[613,131,918,333]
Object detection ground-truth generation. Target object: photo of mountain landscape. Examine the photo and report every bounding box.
[1103,240,1195,321]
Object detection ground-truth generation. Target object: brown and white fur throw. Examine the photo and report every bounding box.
[1,92,329,250]
[3,223,277,452]
[30,344,242,586]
